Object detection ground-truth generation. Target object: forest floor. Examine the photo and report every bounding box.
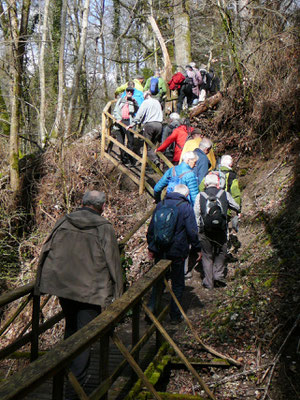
[0,133,299,400]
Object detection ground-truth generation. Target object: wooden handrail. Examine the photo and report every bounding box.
[0,260,171,400]
[0,282,34,308]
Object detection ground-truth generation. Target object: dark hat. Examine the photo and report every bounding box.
[185,65,192,69]
[126,86,134,92]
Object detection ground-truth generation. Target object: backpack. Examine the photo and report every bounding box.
[168,72,186,91]
[153,199,184,249]
[166,167,191,193]
[200,190,226,232]
[150,77,159,95]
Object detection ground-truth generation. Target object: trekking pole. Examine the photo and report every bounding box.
[163,277,242,368]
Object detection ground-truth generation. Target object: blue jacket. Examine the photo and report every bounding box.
[121,88,144,106]
[194,148,210,184]
[147,192,201,259]
[154,162,199,206]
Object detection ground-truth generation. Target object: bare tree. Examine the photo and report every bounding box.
[65,0,91,137]
[39,0,51,147]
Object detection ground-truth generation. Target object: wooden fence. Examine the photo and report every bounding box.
[101,100,173,196]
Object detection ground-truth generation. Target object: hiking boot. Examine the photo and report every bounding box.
[184,271,193,279]
[214,279,227,288]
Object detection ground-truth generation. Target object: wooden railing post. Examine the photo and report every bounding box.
[30,293,40,362]
[99,332,110,400]
[52,371,64,400]
[139,141,147,195]
[131,301,140,381]
[101,111,106,159]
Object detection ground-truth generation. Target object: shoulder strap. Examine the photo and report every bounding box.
[226,171,236,191]
[216,189,224,199]
[172,167,176,177]
[179,170,192,178]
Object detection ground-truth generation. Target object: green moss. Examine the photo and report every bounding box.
[125,342,172,400]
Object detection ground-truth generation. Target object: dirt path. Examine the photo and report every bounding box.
[161,147,300,399]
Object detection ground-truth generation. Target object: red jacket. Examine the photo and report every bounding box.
[157,125,194,162]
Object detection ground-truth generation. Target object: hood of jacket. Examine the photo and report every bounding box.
[65,207,109,229]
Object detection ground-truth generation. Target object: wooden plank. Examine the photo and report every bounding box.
[163,278,241,368]
[0,283,34,308]
[111,333,162,400]
[89,305,170,400]
[170,357,230,367]
[30,295,40,362]
[67,371,89,400]
[0,294,31,336]
[0,260,171,400]
[0,311,64,360]
[139,142,147,195]
[142,304,216,400]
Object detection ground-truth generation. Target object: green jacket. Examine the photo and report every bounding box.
[199,166,241,209]
[35,208,123,307]
[143,76,167,99]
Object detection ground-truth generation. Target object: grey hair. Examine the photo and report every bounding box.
[182,151,198,163]
[169,112,181,120]
[174,184,189,197]
[204,173,218,187]
[220,155,233,168]
[82,190,106,210]
[199,138,212,151]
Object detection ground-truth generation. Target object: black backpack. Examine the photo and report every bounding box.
[153,199,184,249]
[200,190,226,232]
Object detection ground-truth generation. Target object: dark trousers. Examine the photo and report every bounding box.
[59,298,101,399]
[148,257,185,320]
[176,84,197,113]
[143,122,162,162]
[199,233,227,289]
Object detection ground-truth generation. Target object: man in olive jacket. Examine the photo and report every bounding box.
[35,190,123,398]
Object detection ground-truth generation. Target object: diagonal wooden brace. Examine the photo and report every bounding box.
[67,370,89,400]
[142,303,216,400]
[163,277,242,368]
[111,332,163,400]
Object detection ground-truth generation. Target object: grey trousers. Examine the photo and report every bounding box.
[199,233,227,289]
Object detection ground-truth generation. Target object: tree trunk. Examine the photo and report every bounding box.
[65,0,90,138]
[189,92,222,118]
[52,0,68,140]
[148,16,172,83]
[173,0,191,69]
[39,0,50,147]
[6,0,31,193]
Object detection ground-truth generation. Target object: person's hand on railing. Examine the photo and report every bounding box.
[126,124,134,130]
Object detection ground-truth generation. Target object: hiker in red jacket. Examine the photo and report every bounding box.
[155,123,194,165]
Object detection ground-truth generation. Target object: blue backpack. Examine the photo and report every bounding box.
[153,199,184,249]
[150,77,159,95]
[167,167,191,193]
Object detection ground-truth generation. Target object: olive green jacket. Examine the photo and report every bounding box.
[35,208,123,307]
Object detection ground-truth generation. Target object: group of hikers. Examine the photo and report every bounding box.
[109,65,220,167]
[34,66,236,399]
